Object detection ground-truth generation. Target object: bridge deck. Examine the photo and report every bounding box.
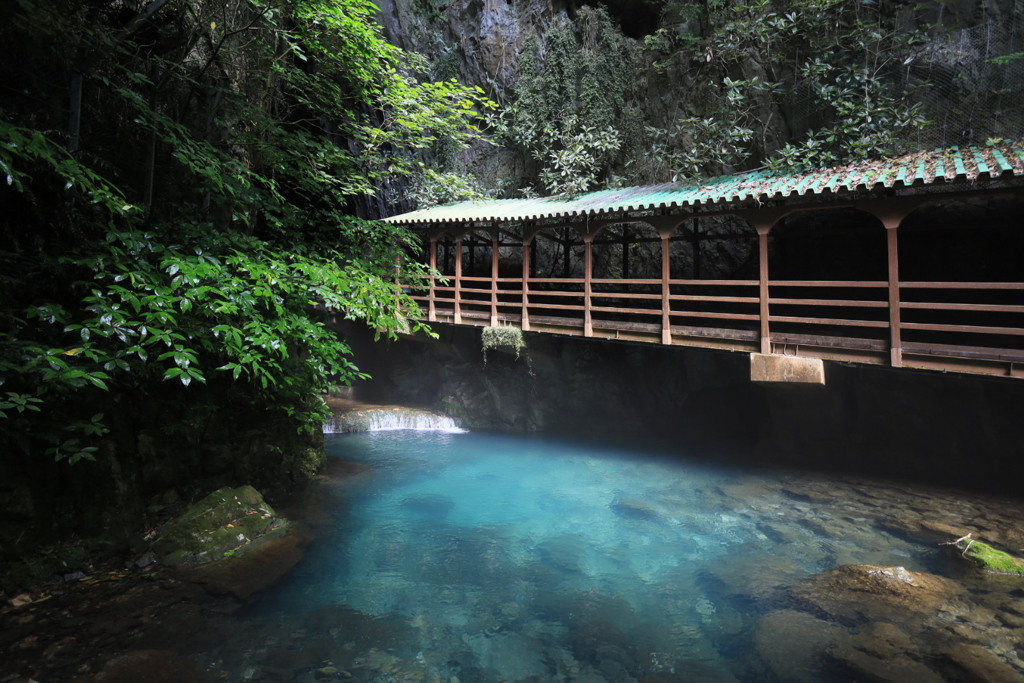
[387,142,1024,381]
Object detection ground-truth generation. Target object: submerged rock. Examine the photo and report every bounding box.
[465,631,549,681]
[874,518,968,544]
[705,550,803,603]
[610,498,662,523]
[400,494,456,521]
[939,643,1024,683]
[792,564,965,624]
[753,610,846,683]
[152,485,288,567]
[783,562,1024,679]
[825,622,945,683]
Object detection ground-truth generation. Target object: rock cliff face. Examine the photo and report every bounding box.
[375,0,1024,198]
[375,0,535,91]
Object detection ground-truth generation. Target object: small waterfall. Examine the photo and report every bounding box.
[323,406,465,434]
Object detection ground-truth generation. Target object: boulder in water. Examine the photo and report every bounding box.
[400,494,455,521]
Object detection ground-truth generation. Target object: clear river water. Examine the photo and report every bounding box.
[222,428,1024,683]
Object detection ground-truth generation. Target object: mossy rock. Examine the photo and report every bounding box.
[956,538,1024,576]
[292,446,326,479]
[152,485,288,567]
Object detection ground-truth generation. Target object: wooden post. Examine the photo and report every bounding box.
[562,228,572,278]
[522,235,532,331]
[884,219,903,367]
[454,236,463,325]
[490,232,499,327]
[661,233,672,345]
[428,238,437,322]
[692,216,701,279]
[584,234,594,337]
[756,223,772,355]
[864,199,918,368]
[621,227,630,280]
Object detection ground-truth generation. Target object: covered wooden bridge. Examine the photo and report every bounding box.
[385,141,1024,381]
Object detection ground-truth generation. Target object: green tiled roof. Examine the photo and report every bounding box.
[384,141,1024,226]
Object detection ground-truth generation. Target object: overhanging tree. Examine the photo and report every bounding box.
[0,0,492,464]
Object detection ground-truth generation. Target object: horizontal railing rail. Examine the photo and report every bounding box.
[898,283,1024,356]
[400,264,1024,379]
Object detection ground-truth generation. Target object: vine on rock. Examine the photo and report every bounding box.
[644,0,932,176]
[487,7,644,196]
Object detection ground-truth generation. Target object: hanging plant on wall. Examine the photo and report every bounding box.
[481,325,527,363]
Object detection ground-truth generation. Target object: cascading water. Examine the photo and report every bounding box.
[323,405,464,434]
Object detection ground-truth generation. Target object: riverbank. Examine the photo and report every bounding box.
[0,458,362,683]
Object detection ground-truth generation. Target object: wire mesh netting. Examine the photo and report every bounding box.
[781,7,1024,154]
[909,10,1023,147]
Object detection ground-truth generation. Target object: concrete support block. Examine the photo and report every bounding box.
[750,353,826,385]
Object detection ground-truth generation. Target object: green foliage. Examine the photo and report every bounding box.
[405,167,492,208]
[535,123,621,197]
[0,119,133,213]
[763,12,930,170]
[488,8,644,195]
[645,0,932,176]
[990,52,1024,66]
[645,76,772,179]
[0,0,488,465]
[413,0,449,25]
[21,543,88,583]
[481,325,527,362]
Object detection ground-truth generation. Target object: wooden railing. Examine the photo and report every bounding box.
[404,272,1024,379]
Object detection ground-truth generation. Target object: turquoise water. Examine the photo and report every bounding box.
[239,430,1024,682]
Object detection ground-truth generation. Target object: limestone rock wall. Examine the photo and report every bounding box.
[374,0,1024,199]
